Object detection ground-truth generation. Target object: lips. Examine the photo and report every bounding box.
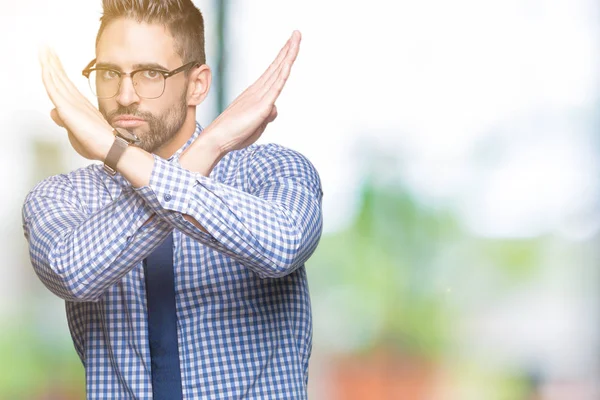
[112,115,146,128]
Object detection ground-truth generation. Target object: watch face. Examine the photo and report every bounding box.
[114,127,141,145]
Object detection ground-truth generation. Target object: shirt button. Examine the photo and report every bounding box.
[164,194,172,202]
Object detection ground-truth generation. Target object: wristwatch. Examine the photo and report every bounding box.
[103,127,141,175]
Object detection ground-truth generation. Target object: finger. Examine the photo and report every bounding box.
[40,47,71,106]
[38,45,49,70]
[226,36,292,110]
[40,49,78,128]
[261,60,292,106]
[43,74,69,128]
[261,32,301,98]
[254,35,293,88]
[266,105,278,123]
[46,49,70,89]
[50,108,65,127]
[260,31,300,88]
[45,48,90,110]
[227,32,298,109]
[46,48,101,115]
[285,30,302,66]
[42,48,65,95]
[47,49,81,98]
[40,47,62,106]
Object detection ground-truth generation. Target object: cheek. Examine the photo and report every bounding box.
[143,100,170,119]
[162,90,184,108]
[98,99,114,115]
[163,77,189,104]
[147,93,187,121]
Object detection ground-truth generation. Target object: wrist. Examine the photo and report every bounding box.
[98,129,116,162]
[117,146,155,188]
[179,131,226,176]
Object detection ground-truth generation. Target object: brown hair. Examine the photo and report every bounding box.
[96,0,206,65]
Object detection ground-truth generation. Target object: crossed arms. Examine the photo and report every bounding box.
[23,142,323,302]
[23,31,323,302]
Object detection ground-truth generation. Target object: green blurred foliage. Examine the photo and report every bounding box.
[308,178,547,362]
[0,313,84,400]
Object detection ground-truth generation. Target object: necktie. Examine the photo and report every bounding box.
[143,233,183,399]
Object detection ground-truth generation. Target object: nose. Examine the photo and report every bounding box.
[115,76,140,107]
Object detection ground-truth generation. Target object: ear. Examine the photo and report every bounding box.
[187,64,212,106]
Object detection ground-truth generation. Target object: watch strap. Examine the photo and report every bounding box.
[103,135,129,176]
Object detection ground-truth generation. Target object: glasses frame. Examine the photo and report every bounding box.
[82,59,199,99]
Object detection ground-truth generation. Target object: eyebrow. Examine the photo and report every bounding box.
[95,62,170,71]
[133,62,170,71]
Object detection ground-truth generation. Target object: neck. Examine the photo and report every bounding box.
[154,108,197,159]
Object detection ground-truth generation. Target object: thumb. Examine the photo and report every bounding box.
[50,108,65,128]
[266,105,278,123]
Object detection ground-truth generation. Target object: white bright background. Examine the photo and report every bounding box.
[1,0,600,398]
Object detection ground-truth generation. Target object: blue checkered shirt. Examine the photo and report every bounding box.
[22,123,323,399]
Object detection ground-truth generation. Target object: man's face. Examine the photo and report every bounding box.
[96,18,190,153]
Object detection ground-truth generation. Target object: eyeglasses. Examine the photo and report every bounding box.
[82,59,199,99]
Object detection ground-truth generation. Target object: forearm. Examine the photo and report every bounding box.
[148,177,321,277]
[179,132,224,232]
[114,144,155,188]
[136,144,323,278]
[116,131,221,234]
[23,180,170,302]
[111,131,323,279]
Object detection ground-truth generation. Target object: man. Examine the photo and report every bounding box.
[22,0,323,398]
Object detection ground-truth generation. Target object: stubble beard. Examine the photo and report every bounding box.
[100,91,188,153]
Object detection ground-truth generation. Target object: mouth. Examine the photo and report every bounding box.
[112,115,146,129]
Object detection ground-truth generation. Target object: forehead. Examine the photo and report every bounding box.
[96,18,181,69]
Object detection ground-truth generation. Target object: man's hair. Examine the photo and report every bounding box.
[96,0,206,66]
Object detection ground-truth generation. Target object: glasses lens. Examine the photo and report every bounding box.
[132,70,166,99]
[88,69,120,99]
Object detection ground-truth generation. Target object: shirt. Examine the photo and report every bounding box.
[22,123,324,399]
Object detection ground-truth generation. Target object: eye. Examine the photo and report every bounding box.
[141,70,162,80]
[99,70,119,80]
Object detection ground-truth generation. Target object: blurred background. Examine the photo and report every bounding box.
[1,0,600,398]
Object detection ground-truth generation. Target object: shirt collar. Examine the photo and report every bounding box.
[169,122,203,161]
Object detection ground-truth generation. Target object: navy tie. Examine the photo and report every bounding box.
[143,233,183,399]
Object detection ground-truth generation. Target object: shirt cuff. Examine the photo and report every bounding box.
[134,154,217,242]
